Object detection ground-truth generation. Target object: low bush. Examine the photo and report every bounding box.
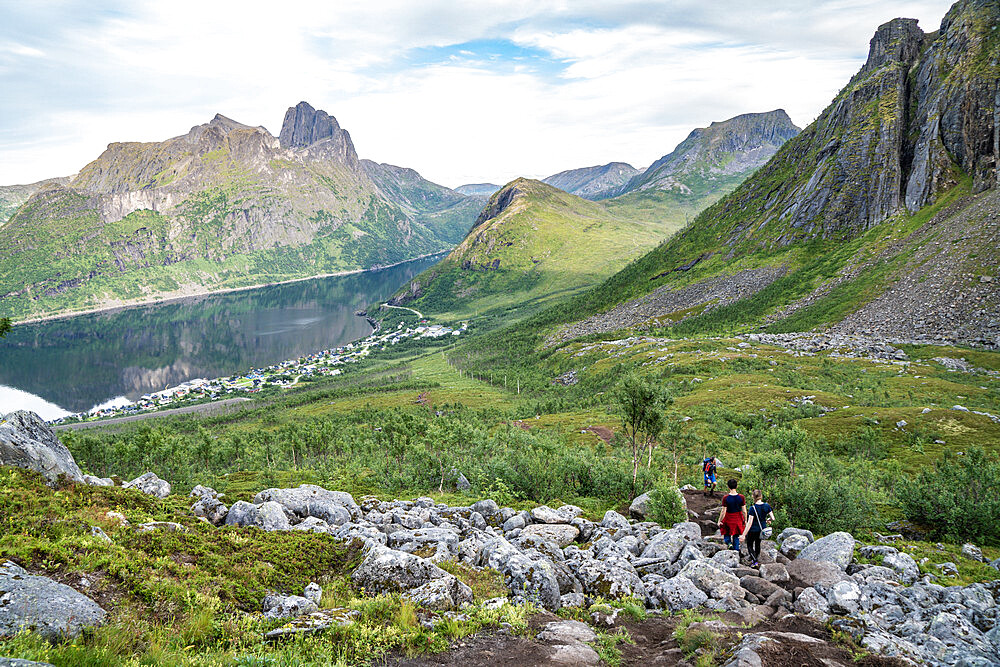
[896,447,1000,546]
[647,483,687,527]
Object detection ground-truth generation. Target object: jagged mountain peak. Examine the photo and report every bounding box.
[857,18,925,76]
[278,101,358,167]
[184,113,262,144]
[280,102,342,147]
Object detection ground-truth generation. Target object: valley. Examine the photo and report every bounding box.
[1,1,999,666]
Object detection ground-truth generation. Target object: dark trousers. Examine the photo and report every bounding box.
[746,531,762,561]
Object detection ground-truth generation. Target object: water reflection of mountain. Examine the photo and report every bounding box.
[0,257,438,413]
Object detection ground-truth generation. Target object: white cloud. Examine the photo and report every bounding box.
[0,0,956,187]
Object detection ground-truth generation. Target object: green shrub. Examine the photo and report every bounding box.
[647,483,687,526]
[750,451,790,478]
[897,448,1000,546]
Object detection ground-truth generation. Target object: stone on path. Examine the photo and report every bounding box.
[797,532,855,571]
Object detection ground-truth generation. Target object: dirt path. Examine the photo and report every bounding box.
[54,397,252,431]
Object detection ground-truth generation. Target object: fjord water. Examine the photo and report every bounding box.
[0,255,440,417]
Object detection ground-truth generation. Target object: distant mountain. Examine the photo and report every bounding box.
[389,178,668,318]
[615,110,800,199]
[542,162,639,200]
[548,0,1000,347]
[0,178,69,226]
[455,183,501,196]
[0,102,480,321]
[390,111,804,320]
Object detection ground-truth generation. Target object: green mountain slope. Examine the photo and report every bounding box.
[539,1,999,346]
[392,111,802,321]
[0,178,69,226]
[388,178,671,318]
[0,103,478,322]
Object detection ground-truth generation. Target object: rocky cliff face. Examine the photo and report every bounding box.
[279,101,359,169]
[0,103,478,321]
[542,162,640,200]
[617,110,800,197]
[722,0,999,245]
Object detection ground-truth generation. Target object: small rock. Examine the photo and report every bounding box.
[137,521,186,533]
[124,472,171,498]
[89,526,111,543]
[304,582,322,605]
[961,543,984,562]
[262,593,318,620]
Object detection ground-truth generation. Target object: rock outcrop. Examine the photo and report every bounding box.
[278,101,359,169]
[0,411,84,484]
[723,0,999,245]
[0,561,106,640]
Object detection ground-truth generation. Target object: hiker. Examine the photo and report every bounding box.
[717,479,746,552]
[741,488,774,567]
[702,456,717,497]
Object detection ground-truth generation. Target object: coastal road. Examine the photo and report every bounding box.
[381,303,423,319]
[54,397,253,431]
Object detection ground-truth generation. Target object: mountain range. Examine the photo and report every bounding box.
[392,110,802,318]
[0,102,481,321]
[536,0,999,348]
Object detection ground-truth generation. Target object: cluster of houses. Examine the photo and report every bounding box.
[51,318,467,425]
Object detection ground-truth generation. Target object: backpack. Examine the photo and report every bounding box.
[703,459,713,474]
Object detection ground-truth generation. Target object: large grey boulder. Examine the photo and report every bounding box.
[0,660,55,666]
[0,411,83,484]
[600,510,630,531]
[223,501,290,531]
[677,560,743,599]
[191,497,228,526]
[0,561,106,640]
[794,587,830,621]
[571,556,646,600]
[530,505,579,524]
[796,531,855,571]
[351,545,471,610]
[639,528,688,563]
[262,593,318,620]
[124,472,171,498]
[786,558,850,592]
[387,528,460,560]
[520,523,580,548]
[254,485,360,524]
[403,578,472,611]
[478,537,561,610]
[629,492,652,520]
[826,579,864,614]
[645,575,708,611]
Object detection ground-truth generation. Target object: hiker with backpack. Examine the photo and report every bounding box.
[741,488,774,567]
[703,456,717,497]
[717,479,747,552]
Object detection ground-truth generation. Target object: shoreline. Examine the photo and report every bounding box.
[13,251,447,326]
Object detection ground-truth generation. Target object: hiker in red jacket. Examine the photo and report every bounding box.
[717,479,747,552]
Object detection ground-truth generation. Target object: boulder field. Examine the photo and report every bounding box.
[1,411,999,665]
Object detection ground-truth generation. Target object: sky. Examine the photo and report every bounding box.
[0,0,955,189]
